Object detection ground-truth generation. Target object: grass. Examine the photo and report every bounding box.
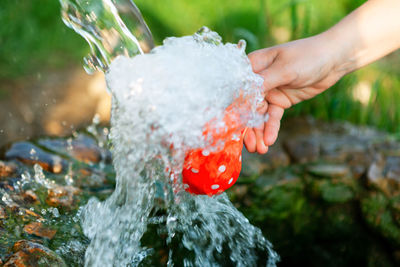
[1,0,399,133]
[0,0,87,80]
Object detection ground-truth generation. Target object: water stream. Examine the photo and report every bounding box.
[60,1,279,266]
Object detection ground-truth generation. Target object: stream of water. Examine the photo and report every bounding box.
[60,1,279,266]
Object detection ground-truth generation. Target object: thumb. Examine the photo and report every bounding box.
[248,48,279,74]
[258,62,295,92]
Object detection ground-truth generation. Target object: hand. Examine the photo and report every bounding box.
[244,35,346,154]
[244,0,400,154]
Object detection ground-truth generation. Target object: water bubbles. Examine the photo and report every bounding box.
[81,28,277,267]
[52,208,60,218]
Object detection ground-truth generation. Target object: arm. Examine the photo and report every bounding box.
[245,0,400,154]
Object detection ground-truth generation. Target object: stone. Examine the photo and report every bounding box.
[23,222,57,239]
[46,185,81,208]
[261,142,290,170]
[11,207,44,223]
[320,135,369,163]
[3,240,66,267]
[367,155,400,197]
[307,164,350,178]
[0,205,6,219]
[21,190,39,204]
[241,143,290,177]
[5,142,66,173]
[38,134,105,164]
[0,160,17,179]
[316,180,354,203]
[284,136,320,163]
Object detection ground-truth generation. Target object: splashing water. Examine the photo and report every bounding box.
[60,0,153,73]
[61,1,279,266]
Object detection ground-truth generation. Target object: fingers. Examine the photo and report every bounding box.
[263,104,284,146]
[244,128,256,152]
[248,48,279,74]
[244,99,269,154]
[258,63,297,92]
[254,122,269,154]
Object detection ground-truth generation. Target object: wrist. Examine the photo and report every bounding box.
[317,28,357,78]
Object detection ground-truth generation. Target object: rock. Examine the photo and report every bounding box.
[23,222,57,239]
[261,143,290,170]
[5,142,67,173]
[38,134,105,164]
[0,205,6,219]
[307,164,350,178]
[76,167,107,188]
[313,180,355,203]
[320,135,369,162]
[367,155,400,197]
[3,240,67,267]
[11,207,44,222]
[0,160,17,179]
[284,136,320,163]
[46,185,81,208]
[241,143,290,177]
[21,190,39,204]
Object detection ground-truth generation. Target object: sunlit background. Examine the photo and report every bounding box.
[1,0,399,147]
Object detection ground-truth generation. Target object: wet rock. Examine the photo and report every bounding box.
[312,180,355,203]
[320,135,368,162]
[10,206,44,223]
[23,222,57,239]
[284,136,320,163]
[38,134,105,164]
[21,190,39,204]
[0,205,6,219]
[262,143,290,170]
[5,142,67,173]
[76,167,107,188]
[241,143,290,177]
[307,164,350,178]
[0,161,17,179]
[3,240,66,267]
[367,155,400,196]
[46,185,81,208]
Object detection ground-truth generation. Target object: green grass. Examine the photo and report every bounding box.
[1,0,399,133]
[0,0,87,80]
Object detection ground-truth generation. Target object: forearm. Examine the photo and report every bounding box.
[321,0,400,76]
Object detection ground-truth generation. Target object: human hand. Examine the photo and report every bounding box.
[244,0,400,154]
[244,34,346,154]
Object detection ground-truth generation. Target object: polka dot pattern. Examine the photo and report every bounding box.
[181,102,246,196]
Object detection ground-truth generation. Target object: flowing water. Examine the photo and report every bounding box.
[60,1,279,266]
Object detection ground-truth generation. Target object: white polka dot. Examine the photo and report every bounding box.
[231,134,240,141]
[191,168,199,173]
[228,178,233,184]
[183,184,189,189]
[218,165,226,173]
[239,155,242,162]
[202,150,210,156]
[211,184,220,190]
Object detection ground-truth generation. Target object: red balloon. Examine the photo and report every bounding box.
[182,104,246,195]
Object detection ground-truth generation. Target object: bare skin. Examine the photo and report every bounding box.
[244,0,400,154]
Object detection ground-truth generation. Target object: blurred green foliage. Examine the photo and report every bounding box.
[1,0,400,133]
[0,0,87,79]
